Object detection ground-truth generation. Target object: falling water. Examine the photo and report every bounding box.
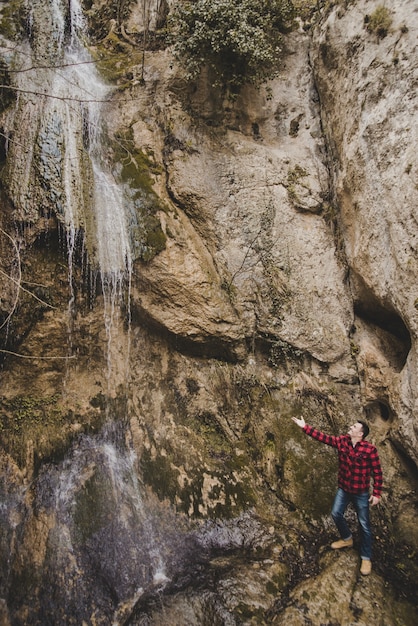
[3,0,134,383]
[4,0,132,291]
[54,430,168,586]
[0,1,237,623]
[0,2,172,619]
[9,421,175,625]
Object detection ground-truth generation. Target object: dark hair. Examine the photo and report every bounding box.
[357,420,369,439]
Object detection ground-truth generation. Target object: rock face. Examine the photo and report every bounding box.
[311,0,418,469]
[0,1,417,625]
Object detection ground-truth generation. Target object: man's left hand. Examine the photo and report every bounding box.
[369,495,380,506]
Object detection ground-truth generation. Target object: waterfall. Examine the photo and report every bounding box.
[23,425,172,624]
[0,3,176,621]
[4,0,132,279]
[53,431,168,585]
[3,0,134,386]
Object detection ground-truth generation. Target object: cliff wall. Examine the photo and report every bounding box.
[0,1,417,624]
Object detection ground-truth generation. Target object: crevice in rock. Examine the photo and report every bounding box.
[388,438,418,485]
[354,298,410,348]
[351,272,411,369]
[307,37,349,266]
[365,399,394,423]
[129,303,244,363]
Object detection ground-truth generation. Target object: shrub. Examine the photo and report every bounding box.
[170,0,296,90]
[365,6,392,39]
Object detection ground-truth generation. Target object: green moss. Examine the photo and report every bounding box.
[0,60,15,113]
[138,375,285,518]
[235,603,266,623]
[177,466,256,519]
[266,580,277,595]
[89,38,144,86]
[0,0,27,40]
[111,129,167,262]
[0,394,106,469]
[287,164,308,184]
[141,450,180,503]
[283,423,338,520]
[113,130,163,195]
[140,431,256,519]
[350,341,359,356]
[365,6,392,39]
[286,164,309,205]
[271,567,290,591]
[188,411,231,454]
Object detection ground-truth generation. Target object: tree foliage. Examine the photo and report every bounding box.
[170,0,296,90]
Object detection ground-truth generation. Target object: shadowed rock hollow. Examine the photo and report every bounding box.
[0,1,417,624]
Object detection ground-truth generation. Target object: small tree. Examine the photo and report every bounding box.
[365,6,392,39]
[170,0,296,91]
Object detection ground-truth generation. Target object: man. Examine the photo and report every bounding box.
[291,416,383,575]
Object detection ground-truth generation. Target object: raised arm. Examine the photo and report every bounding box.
[291,416,339,448]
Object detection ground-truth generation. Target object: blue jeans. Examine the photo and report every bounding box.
[331,488,372,560]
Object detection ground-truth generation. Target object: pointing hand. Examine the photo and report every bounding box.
[292,416,306,428]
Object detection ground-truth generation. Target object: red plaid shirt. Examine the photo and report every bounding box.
[303,425,383,497]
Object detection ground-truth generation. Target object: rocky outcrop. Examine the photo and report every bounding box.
[0,1,417,624]
[117,37,356,371]
[310,0,418,466]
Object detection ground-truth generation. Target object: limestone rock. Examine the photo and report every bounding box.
[310,0,418,463]
[131,207,246,359]
[0,0,418,624]
[277,550,418,625]
[118,26,355,368]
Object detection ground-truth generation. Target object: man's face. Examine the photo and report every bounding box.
[348,422,364,439]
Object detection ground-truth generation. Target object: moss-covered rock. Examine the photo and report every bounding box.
[110,128,167,261]
[0,394,106,469]
[0,0,27,41]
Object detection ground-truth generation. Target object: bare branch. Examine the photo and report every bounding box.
[0,228,21,331]
[0,267,57,309]
[0,228,56,334]
[7,60,99,73]
[0,349,76,360]
[2,84,111,103]
[0,229,72,361]
[227,226,264,289]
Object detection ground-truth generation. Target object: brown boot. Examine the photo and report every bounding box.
[360,559,372,575]
[331,537,353,550]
